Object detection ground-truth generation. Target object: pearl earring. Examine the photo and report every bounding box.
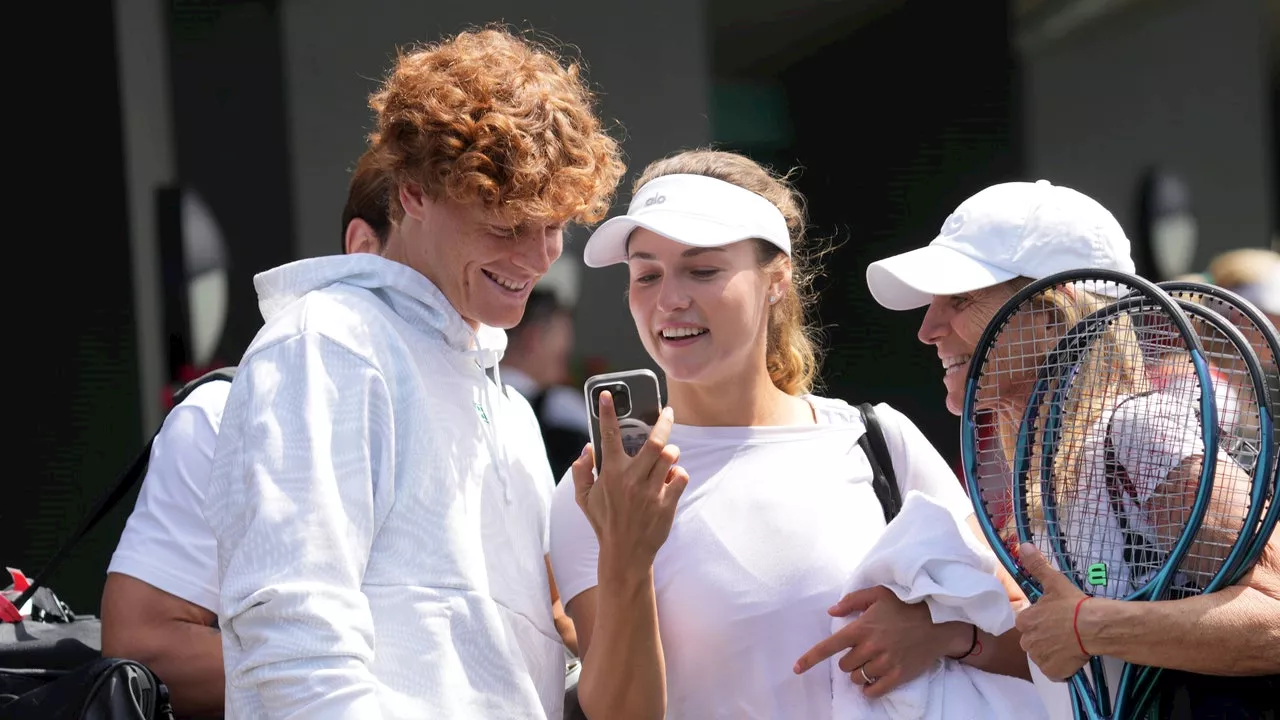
[769,295,778,304]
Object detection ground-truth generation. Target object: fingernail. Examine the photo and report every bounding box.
[600,392,612,408]
[662,406,673,420]
[580,444,590,458]
[793,662,802,674]
[828,604,841,613]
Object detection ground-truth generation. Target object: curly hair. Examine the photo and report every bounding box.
[634,149,826,396]
[367,27,625,226]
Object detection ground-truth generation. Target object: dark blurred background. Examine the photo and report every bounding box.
[10,0,1277,613]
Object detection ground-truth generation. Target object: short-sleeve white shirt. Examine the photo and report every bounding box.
[549,396,974,720]
[107,381,231,612]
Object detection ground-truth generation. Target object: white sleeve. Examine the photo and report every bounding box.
[875,403,975,522]
[1107,392,1205,501]
[548,467,600,607]
[204,332,394,719]
[107,382,229,612]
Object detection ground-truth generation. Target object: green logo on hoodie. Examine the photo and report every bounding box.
[474,402,490,425]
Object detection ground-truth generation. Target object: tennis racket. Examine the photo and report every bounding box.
[1052,292,1274,717]
[1153,299,1273,588]
[1160,280,1280,575]
[961,269,1220,720]
[1122,283,1280,719]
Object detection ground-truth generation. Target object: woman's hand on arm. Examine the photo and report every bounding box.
[793,586,979,697]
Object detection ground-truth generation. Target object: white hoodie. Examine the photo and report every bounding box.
[204,254,563,719]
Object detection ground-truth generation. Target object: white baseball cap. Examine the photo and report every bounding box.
[866,179,1135,311]
[582,173,790,268]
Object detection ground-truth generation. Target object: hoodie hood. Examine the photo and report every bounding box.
[254,254,507,365]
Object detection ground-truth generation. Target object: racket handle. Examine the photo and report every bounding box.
[1122,668,1165,720]
[1069,672,1107,720]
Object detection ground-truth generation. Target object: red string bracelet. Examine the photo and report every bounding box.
[1073,596,1092,656]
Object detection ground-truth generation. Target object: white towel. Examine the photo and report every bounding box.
[831,491,1048,720]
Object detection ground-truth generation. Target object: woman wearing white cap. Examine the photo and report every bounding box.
[549,150,1034,720]
[865,180,1280,719]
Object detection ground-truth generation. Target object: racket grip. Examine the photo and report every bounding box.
[1068,671,1106,720]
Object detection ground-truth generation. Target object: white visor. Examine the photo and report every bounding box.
[582,173,790,268]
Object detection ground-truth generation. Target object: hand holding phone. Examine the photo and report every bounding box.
[584,370,664,472]
[570,370,689,563]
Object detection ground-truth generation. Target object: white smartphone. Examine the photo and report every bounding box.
[584,369,664,471]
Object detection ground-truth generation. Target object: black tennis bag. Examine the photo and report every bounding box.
[1,368,237,719]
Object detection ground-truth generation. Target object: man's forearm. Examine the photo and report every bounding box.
[1080,585,1280,675]
[554,602,580,657]
[110,619,226,718]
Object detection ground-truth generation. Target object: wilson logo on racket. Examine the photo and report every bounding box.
[1087,562,1108,587]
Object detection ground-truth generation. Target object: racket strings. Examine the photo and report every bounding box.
[969,281,1132,563]
[1143,310,1259,593]
[960,273,1274,720]
[1169,289,1280,474]
[966,278,1223,603]
[1048,303,1203,600]
[1167,288,1279,581]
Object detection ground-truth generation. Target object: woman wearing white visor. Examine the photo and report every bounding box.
[549,149,1033,720]
[865,180,1280,719]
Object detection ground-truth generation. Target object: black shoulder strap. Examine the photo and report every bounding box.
[172,367,236,406]
[857,402,902,524]
[13,367,238,610]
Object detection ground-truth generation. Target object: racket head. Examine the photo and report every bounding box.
[963,269,1219,605]
[960,268,1220,720]
[1161,280,1280,573]
[1037,293,1220,603]
[959,274,1089,599]
[1163,299,1272,593]
[960,270,1136,599]
[1123,297,1275,719]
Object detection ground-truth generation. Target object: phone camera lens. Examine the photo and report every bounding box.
[610,383,632,417]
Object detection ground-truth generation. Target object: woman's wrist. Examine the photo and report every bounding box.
[941,621,978,659]
[597,546,656,591]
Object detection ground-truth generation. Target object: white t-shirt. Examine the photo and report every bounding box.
[107,380,231,612]
[548,396,975,720]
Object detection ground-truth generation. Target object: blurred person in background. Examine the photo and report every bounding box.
[1166,247,1280,461]
[1180,247,1280,328]
[502,286,592,481]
